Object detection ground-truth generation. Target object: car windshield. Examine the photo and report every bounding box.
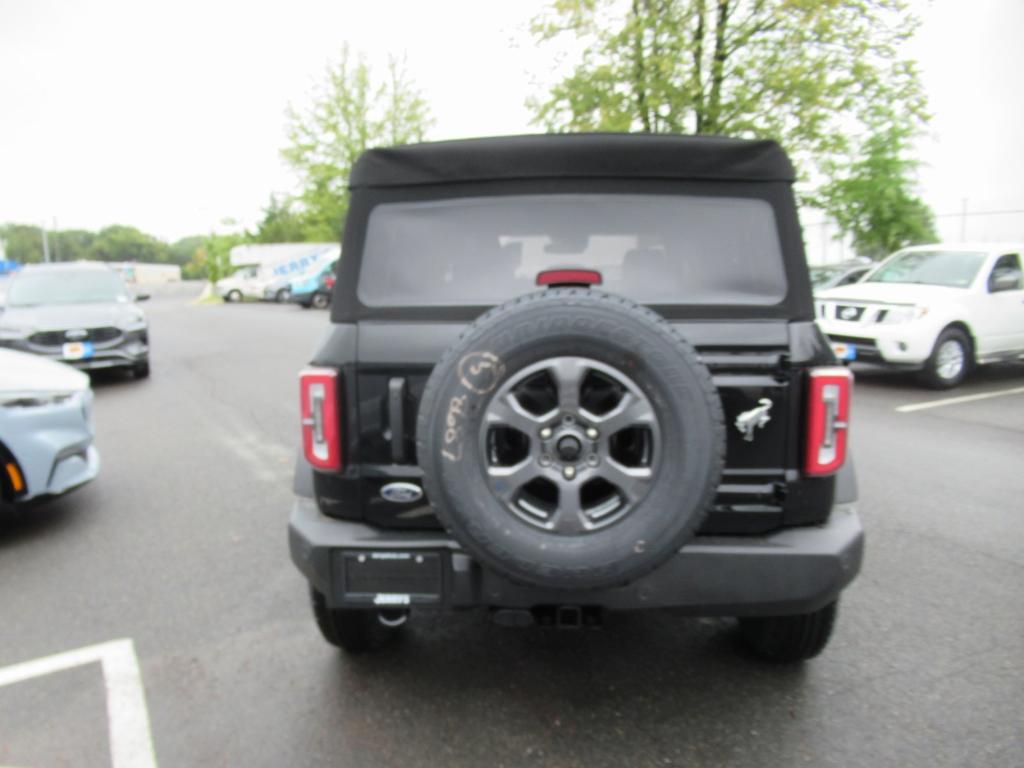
[6,269,130,307]
[358,194,788,306]
[865,250,986,288]
[809,266,843,287]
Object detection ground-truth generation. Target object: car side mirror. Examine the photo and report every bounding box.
[989,268,1022,293]
[134,293,151,302]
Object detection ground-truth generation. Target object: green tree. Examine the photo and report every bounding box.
[52,229,95,262]
[169,235,204,267]
[195,231,246,284]
[251,195,312,243]
[87,225,171,263]
[282,45,432,240]
[0,224,44,263]
[815,121,936,259]
[530,0,928,188]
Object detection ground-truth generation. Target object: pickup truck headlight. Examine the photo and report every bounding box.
[878,306,928,324]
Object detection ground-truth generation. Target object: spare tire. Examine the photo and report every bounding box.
[416,288,725,591]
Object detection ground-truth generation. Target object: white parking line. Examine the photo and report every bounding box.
[0,639,158,768]
[895,385,1024,413]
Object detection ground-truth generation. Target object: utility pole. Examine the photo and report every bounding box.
[41,222,51,263]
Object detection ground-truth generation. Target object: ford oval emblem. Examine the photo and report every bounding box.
[380,482,424,504]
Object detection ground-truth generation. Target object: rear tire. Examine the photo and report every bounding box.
[311,291,330,310]
[133,361,150,379]
[919,327,971,389]
[226,289,242,303]
[275,288,290,303]
[310,588,403,653]
[739,600,838,663]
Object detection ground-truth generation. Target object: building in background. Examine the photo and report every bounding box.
[110,262,182,284]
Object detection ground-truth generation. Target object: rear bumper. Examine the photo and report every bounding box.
[289,498,864,617]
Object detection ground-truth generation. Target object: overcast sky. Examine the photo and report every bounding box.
[1,0,1022,249]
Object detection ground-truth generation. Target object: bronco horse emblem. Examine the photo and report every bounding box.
[735,398,773,442]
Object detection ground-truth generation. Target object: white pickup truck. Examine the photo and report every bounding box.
[817,243,1024,388]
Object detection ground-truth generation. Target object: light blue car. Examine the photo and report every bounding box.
[0,347,100,509]
[287,259,338,309]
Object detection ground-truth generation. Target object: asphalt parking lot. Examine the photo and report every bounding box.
[1,283,1022,767]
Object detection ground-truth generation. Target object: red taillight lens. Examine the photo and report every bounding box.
[536,269,603,287]
[804,367,852,476]
[300,367,342,471]
[324,275,336,289]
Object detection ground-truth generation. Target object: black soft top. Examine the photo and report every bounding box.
[349,133,795,188]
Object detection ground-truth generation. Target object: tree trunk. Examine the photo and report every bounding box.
[632,0,652,132]
[693,0,707,133]
[706,0,730,134]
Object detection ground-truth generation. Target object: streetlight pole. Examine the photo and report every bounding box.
[41,222,51,263]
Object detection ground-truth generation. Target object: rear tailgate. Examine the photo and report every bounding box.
[306,320,833,535]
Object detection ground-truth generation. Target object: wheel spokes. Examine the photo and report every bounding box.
[549,483,586,534]
[601,459,653,503]
[585,391,656,436]
[548,357,587,413]
[486,458,541,501]
[485,393,552,436]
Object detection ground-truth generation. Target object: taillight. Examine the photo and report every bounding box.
[536,269,603,287]
[300,367,342,471]
[804,367,852,476]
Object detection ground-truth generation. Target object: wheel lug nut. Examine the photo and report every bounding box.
[563,466,576,480]
[586,454,599,467]
[540,427,553,440]
[585,427,599,440]
[539,454,552,467]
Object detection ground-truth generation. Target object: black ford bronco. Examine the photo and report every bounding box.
[289,134,863,662]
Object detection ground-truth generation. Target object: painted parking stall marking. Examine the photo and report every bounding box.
[0,639,157,768]
[895,385,1024,413]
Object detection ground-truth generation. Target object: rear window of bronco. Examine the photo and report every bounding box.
[357,194,787,307]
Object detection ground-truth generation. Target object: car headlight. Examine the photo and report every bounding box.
[0,390,76,408]
[878,306,928,324]
[118,313,148,332]
[0,326,31,341]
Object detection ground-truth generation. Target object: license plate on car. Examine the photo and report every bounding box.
[62,341,94,360]
[831,342,856,361]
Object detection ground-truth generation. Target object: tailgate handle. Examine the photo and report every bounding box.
[388,377,407,463]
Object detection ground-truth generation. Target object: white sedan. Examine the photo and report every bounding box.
[817,243,1024,388]
[0,348,100,508]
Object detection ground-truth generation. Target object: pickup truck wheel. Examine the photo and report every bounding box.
[919,327,971,389]
[417,288,725,591]
[309,588,403,653]
[225,289,242,303]
[739,600,838,663]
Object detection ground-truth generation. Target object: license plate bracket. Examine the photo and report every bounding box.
[62,341,95,360]
[336,551,443,605]
[831,342,857,361]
